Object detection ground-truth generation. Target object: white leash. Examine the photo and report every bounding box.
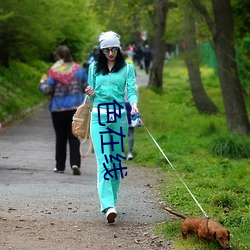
[139,118,209,218]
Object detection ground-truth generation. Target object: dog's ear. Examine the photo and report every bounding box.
[213,231,217,240]
[227,230,230,240]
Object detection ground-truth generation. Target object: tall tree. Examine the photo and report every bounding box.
[184,1,218,114]
[191,0,250,134]
[148,0,176,89]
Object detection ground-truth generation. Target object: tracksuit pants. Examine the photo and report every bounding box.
[90,109,128,212]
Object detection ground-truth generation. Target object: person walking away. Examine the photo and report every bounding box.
[134,44,144,69]
[39,45,88,175]
[85,31,138,223]
[143,44,152,74]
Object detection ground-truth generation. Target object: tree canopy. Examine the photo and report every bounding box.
[0,0,99,66]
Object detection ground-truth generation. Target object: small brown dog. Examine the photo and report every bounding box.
[163,207,231,249]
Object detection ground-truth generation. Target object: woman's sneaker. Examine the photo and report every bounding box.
[72,165,81,175]
[105,207,117,223]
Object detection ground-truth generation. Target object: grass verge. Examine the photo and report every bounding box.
[131,58,250,250]
[0,60,50,125]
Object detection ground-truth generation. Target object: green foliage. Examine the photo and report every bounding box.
[236,37,250,95]
[154,221,181,240]
[165,0,213,45]
[0,0,100,66]
[129,58,250,249]
[92,0,156,45]
[210,191,238,209]
[0,60,49,122]
[232,0,250,39]
[165,2,184,44]
[210,134,250,159]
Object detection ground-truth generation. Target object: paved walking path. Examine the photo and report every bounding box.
[0,70,172,249]
[135,68,149,87]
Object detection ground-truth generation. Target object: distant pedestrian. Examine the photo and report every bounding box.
[86,46,99,70]
[143,44,152,74]
[134,45,144,69]
[39,45,88,175]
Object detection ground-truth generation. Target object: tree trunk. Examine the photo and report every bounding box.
[147,0,169,89]
[191,0,250,134]
[184,4,218,114]
[212,0,250,134]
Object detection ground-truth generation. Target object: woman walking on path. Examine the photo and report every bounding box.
[39,45,88,175]
[85,31,138,223]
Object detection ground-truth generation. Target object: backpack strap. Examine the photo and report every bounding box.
[79,119,94,158]
[79,138,94,158]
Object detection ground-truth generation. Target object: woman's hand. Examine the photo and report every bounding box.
[85,86,95,97]
[131,103,138,116]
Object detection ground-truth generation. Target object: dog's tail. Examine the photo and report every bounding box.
[162,206,187,220]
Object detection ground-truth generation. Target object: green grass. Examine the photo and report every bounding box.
[1,57,249,249]
[130,58,250,250]
[0,60,50,123]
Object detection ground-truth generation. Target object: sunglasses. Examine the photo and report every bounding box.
[102,47,119,55]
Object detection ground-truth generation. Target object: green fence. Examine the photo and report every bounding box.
[198,41,217,74]
[198,39,250,95]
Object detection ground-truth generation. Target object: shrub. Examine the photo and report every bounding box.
[210,191,237,209]
[210,135,250,158]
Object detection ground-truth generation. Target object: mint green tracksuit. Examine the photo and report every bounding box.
[88,62,137,212]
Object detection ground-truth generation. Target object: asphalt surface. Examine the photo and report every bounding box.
[0,106,166,222]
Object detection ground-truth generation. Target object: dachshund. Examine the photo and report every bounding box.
[162,206,231,249]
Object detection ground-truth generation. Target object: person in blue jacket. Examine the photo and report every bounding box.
[85,31,138,223]
[39,45,88,175]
